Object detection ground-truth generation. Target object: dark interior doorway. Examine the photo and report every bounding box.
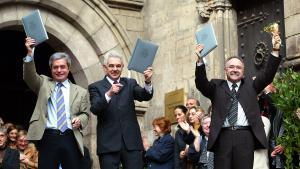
[0,29,74,130]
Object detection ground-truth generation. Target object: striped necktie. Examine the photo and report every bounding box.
[56,83,68,132]
[228,83,238,125]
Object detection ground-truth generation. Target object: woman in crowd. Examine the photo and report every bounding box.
[174,105,189,169]
[6,125,18,149]
[179,106,205,169]
[188,115,214,169]
[143,117,175,169]
[0,126,19,169]
[17,130,38,169]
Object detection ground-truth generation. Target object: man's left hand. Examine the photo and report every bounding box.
[144,67,153,84]
[71,117,81,129]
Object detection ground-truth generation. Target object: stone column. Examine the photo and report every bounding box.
[196,0,238,79]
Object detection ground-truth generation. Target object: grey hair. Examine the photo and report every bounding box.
[103,50,123,65]
[0,126,7,135]
[49,52,72,68]
[187,97,200,106]
[201,115,211,127]
[225,56,244,67]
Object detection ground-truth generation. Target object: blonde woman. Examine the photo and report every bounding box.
[17,130,38,169]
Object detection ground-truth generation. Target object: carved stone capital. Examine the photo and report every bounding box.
[196,0,232,19]
[103,0,144,11]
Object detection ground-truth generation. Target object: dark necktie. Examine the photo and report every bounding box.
[199,138,208,164]
[56,83,68,132]
[113,81,118,84]
[228,83,238,125]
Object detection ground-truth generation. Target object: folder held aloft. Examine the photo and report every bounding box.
[195,22,218,57]
[22,9,49,46]
[128,38,158,73]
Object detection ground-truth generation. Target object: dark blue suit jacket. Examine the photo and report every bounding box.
[88,77,153,154]
[145,133,175,169]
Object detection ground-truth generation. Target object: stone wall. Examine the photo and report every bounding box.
[284,0,300,69]
[141,0,202,139]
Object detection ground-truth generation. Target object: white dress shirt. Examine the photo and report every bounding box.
[223,80,249,127]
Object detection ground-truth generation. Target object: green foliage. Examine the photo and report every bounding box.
[271,68,300,169]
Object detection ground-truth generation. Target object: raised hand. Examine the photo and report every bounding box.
[195,44,205,62]
[272,33,281,50]
[178,121,190,133]
[25,37,36,56]
[144,67,153,84]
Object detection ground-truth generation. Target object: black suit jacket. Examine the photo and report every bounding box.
[88,77,153,154]
[195,54,281,151]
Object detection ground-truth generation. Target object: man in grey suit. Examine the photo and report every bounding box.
[23,37,89,169]
[194,32,282,169]
[88,50,153,169]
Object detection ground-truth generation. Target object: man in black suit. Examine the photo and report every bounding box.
[194,33,282,169]
[88,50,153,169]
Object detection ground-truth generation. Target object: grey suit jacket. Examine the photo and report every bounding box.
[23,60,89,155]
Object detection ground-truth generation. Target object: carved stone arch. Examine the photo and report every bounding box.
[0,0,142,87]
[0,1,144,167]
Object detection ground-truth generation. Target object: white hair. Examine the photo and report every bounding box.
[103,50,123,65]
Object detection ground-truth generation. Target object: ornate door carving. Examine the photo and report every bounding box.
[236,0,285,77]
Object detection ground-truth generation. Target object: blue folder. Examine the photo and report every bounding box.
[22,10,49,46]
[128,38,158,73]
[195,22,218,57]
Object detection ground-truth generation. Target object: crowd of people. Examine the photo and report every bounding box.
[0,121,38,169]
[7,24,295,169]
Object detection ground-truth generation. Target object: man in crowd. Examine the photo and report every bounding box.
[88,50,153,169]
[186,97,200,110]
[23,37,89,169]
[194,32,282,169]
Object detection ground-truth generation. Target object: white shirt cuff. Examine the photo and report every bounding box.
[105,93,111,103]
[144,83,153,94]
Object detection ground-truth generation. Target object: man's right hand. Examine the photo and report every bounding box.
[106,83,123,97]
[25,37,36,56]
[195,44,204,63]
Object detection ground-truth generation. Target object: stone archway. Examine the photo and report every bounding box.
[0,0,144,168]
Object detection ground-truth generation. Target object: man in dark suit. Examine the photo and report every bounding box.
[194,33,282,169]
[88,50,153,169]
[23,37,89,169]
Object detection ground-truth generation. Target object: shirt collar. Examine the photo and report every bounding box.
[227,80,241,90]
[55,80,70,88]
[106,76,120,85]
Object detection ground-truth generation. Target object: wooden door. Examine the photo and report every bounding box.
[235,0,285,77]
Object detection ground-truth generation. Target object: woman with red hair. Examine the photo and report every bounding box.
[143,117,175,169]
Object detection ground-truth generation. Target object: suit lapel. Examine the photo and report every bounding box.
[119,78,127,94]
[103,76,112,90]
[69,82,78,115]
[221,81,231,96]
[47,80,56,98]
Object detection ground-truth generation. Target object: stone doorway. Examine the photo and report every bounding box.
[235,0,286,77]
